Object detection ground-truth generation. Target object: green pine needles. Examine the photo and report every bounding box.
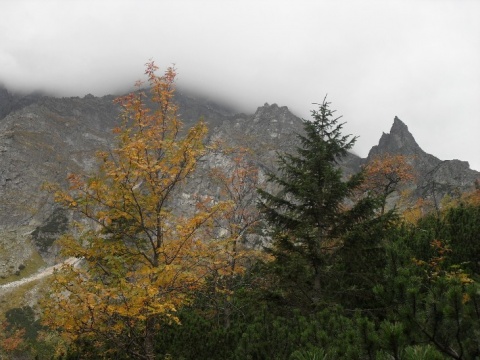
[258,97,385,306]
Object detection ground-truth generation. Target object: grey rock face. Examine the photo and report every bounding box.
[0,95,121,271]
[212,103,304,172]
[0,96,119,228]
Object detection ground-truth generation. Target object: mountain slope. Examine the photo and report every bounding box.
[0,90,478,278]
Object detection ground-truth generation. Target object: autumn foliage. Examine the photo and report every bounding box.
[205,146,269,327]
[362,153,415,214]
[208,146,265,276]
[0,321,25,353]
[41,63,231,358]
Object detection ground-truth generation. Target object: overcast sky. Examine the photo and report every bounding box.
[1,0,479,170]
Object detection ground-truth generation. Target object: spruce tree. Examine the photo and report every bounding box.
[258,97,382,306]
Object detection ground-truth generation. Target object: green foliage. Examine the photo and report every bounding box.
[258,98,390,310]
[154,307,242,360]
[5,306,43,342]
[407,204,480,275]
[437,204,480,274]
[258,98,363,246]
[401,345,446,360]
[334,214,396,311]
[149,296,449,360]
[1,306,57,360]
[376,206,480,359]
[31,207,68,252]
[290,348,329,360]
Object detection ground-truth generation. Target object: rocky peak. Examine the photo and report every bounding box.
[368,116,423,158]
[173,91,238,130]
[253,103,292,123]
[365,116,479,207]
[0,86,43,121]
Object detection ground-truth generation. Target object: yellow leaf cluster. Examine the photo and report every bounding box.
[361,154,415,210]
[413,239,474,291]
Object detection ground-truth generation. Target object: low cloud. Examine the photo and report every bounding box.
[1,0,479,170]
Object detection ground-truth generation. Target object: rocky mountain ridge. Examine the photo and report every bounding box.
[0,88,478,278]
[368,116,479,205]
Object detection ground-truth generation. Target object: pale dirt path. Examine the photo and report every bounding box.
[0,257,81,293]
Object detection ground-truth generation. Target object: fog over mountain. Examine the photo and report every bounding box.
[0,1,479,170]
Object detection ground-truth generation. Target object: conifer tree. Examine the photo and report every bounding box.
[258,97,382,306]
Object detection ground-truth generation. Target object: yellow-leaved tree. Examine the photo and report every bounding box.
[41,62,229,359]
[205,145,269,328]
[362,153,415,215]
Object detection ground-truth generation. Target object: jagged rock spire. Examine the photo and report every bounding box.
[368,116,423,158]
